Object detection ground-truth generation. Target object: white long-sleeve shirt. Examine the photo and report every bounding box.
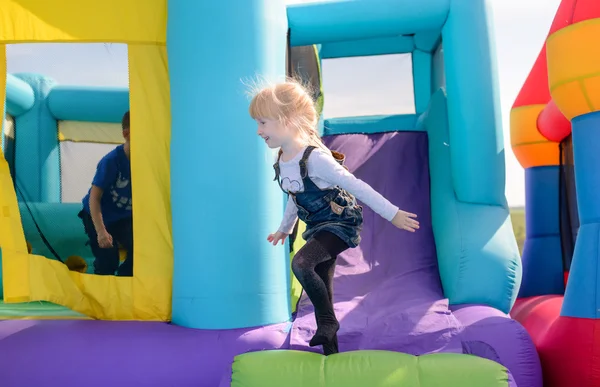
[277,147,399,234]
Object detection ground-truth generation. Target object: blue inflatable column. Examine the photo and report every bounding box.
[519,166,564,297]
[442,0,505,206]
[562,111,600,319]
[167,0,290,329]
[3,74,34,176]
[6,74,35,117]
[412,49,432,114]
[13,74,60,203]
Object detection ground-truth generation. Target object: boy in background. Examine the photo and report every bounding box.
[79,111,133,276]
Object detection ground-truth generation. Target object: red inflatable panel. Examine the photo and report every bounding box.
[512,46,549,108]
[551,0,578,31]
[573,0,600,23]
[512,296,600,387]
[512,0,577,109]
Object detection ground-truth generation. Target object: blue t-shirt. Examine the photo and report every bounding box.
[82,145,132,225]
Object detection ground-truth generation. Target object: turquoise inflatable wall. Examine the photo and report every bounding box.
[167,0,291,329]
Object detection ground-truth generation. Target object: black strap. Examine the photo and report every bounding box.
[15,183,63,263]
[298,146,316,178]
[273,149,283,182]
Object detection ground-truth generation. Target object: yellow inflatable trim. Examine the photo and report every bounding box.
[0,0,166,44]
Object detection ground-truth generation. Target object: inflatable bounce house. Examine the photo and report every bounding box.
[0,1,543,386]
[510,0,600,386]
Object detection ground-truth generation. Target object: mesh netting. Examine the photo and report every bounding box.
[287,42,323,115]
[433,43,446,91]
[14,119,129,275]
[559,134,578,272]
[59,134,120,203]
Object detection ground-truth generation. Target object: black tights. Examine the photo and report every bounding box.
[292,231,349,355]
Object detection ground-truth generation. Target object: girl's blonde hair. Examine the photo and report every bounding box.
[248,79,330,154]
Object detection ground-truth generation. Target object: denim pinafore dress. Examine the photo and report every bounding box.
[274,146,364,248]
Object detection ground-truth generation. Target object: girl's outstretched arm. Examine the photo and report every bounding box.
[278,195,299,234]
[311,151,419,231]
[310,150,402,221]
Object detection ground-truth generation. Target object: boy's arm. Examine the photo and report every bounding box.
[89,157,118,234]
[89,186,108,234]
[278,195,299,234]
[311,151,399,221]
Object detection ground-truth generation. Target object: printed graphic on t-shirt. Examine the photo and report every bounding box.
[111,171,132,211]
[281,177,302,193]
[116,173,129,189]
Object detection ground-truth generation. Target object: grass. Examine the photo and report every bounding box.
[510,207,525,254]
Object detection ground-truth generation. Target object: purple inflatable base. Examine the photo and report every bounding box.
[0,306,529,387]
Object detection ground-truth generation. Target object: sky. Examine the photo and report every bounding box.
[5,0,562,207]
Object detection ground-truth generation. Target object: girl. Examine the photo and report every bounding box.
[249,80,419,355]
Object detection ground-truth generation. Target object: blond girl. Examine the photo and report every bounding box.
[249,80,419,355]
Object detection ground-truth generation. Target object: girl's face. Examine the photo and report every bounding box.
[256,118,291,149]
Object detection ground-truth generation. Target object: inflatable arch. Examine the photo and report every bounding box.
[1,1,540,386]
[510,0,600,385]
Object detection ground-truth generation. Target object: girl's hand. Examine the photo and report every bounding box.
[391,210,420,232]
[267,231,288,245]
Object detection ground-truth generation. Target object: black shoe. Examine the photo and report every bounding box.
[309,321,340,347]
[322,335,339,356]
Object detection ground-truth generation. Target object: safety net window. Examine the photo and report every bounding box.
[559,134,578,273]
[6,43,132,278]
[287,45,324,115]
[60,122,125,203]
[320,53,416,118]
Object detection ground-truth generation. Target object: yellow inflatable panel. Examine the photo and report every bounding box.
[548,18,600,119]
[0,45,29,302]
[551,80,599,121]
[2,45,173,320]
[0,0,166,44]
[583,75,600,110]
[510,105,560,168]
[0,3,173,320]
[125,44,173,319]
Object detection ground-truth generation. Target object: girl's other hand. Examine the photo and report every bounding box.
[391,210,420,232]
[267,231,288,245]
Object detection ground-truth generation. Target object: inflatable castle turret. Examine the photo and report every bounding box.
[511,0,600,385]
